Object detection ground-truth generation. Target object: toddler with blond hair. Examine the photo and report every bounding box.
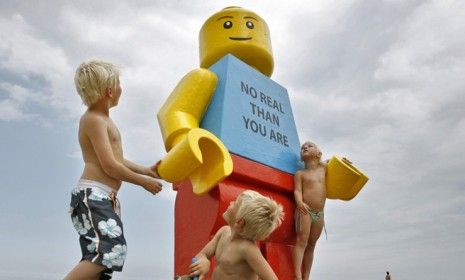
[188,190,284,280]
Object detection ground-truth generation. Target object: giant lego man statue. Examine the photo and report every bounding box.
[155,7,368,279]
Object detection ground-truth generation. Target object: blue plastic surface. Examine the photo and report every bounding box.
[201,54,301,174]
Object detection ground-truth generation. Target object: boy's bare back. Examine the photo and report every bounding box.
[79,110,124,191]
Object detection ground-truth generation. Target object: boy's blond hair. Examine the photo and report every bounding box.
[235,190,284,241]
[74,59,120,106]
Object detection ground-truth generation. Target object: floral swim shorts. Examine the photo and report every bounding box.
[69,179,126,279]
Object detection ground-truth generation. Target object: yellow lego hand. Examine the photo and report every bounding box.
[156,128,233,195]
[326,156,369,201]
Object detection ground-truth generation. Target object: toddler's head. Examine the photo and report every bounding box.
[224,190,284,241]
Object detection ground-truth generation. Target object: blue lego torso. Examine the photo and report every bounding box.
[200,54,301,174]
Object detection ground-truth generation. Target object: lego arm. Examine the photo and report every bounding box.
[326,156,369,200]
[158,68,217,150]
[157,68,233,195]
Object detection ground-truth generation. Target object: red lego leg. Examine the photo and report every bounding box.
[173,181,218,277]
[173,154,297,279]
[262,242,296,280]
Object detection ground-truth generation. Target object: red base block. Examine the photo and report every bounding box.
[262,242,295,280]
[173,154,297,279]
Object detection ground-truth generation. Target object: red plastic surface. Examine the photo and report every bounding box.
[173,154,297,279]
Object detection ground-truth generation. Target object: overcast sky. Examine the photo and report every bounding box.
[1,0,464,279]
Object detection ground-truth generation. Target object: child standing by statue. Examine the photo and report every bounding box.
[293,141,327,280]
[65,59,163,280]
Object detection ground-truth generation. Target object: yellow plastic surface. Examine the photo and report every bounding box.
[158,68,218,150]
[157,67,233,194]
[156,128,233,195]
[199,6,274,77]
[326,156,369,200]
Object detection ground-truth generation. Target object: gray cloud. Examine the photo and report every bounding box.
[1,1,464,279]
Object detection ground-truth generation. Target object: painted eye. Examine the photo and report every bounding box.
[246,21,254,29]
[223,21,233,29]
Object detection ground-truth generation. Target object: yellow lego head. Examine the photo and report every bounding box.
[199,7,274,77]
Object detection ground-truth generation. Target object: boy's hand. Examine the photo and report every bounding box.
[189,256,210,279]
[145,166,161,179]
[142,177,163,195]
[297,201,309,215]
[149,161,162,179]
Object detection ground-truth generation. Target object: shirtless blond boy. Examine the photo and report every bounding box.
[65,59,163,280]
[293,141,327,280]
[188,190,284,280]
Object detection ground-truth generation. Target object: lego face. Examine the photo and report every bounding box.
[199,7,274,76]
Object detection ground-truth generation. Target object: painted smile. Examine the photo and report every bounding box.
[229,37,252,41]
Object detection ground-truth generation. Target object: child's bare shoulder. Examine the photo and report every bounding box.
[295,169,304,177]
[212,225,230,241]
[79,111,108,131]
[217,225,231,236]
[214,226,231,244]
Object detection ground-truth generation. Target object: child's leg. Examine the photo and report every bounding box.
[293,212,311,279]
[301,219,324,280]
[64,260,106,280]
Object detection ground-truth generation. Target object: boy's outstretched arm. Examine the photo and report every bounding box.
[83,115,162,194]
[189,226,227,279]
[123,159,161,179]
[243,244,278,280]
